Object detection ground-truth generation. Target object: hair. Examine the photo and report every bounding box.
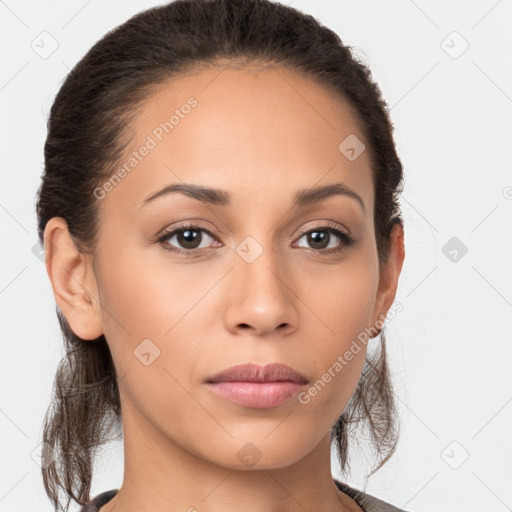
[35,0,404,509]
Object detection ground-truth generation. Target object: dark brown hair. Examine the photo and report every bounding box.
[35,0,404,509]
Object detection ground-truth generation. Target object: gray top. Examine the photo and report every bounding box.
[79,480,409,511]
[335,479,409,511]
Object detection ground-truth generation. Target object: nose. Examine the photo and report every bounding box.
[223,245,299,338]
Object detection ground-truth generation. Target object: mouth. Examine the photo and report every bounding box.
[205,362,308,409]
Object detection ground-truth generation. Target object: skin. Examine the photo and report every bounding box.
[44,63,405,512]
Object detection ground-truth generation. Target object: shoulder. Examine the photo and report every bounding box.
[334,479,411,512]
[78,489,119,512]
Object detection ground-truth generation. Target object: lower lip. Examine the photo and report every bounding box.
[205,381,307,408]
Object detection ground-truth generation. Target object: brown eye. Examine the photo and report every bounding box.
[173,228,203,249]
[158,224,219,253]
[303,230,330,250]
[294,225,354,254]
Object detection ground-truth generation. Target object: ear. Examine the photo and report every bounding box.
[43,217,104,340]
[370,221,405,331]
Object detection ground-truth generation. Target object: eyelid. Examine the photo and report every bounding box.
[294,220,350,238]
[153,220,218,242]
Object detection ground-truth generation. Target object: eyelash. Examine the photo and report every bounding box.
[155,221,355,257]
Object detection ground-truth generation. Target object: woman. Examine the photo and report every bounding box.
[36,0,406,510]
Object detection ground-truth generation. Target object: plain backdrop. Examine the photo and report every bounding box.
[1,1,511,511]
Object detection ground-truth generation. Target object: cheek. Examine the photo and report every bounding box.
[296,257,378,408]
[305,256,378,348]
[93,247,211,433]
[96,244,209,338]
[94,244,222,388]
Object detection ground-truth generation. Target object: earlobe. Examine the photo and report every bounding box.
[43,217,104,341]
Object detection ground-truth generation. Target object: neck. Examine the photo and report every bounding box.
[99,395,362,512]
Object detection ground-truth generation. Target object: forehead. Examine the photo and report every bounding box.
[97,64,374,218]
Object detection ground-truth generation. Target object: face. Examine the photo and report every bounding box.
[48,63,403,471]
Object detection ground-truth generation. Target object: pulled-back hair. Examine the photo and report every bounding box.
[35,0,404,509]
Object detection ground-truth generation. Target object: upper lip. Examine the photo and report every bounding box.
[206,362,308,384]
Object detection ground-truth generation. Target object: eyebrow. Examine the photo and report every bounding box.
[140,181,366,213]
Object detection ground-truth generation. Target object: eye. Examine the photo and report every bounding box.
[157,223,220,254]
[294,223,354,254]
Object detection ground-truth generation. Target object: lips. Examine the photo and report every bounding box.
[205,362,308,409]
[205,362,308,384]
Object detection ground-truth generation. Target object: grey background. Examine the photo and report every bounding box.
[1,1,511,510]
